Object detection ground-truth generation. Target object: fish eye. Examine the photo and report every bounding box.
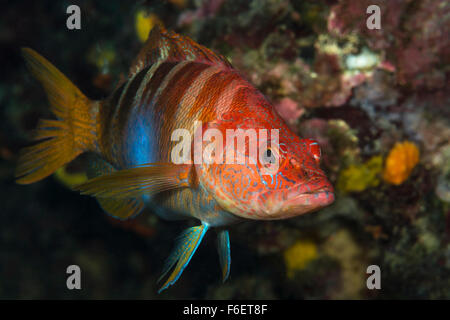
[309,140,321,163]
[301,139,321,163]
[261,147,277,166]
[264,149,275,164]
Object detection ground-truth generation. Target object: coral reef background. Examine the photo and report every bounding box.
[0,0,449,299]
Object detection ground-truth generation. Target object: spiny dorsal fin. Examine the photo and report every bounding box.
[129,25,232,77]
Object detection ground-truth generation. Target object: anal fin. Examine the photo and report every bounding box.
[88,157,144,220]
[97,197,144,221]
[158,223,209,293]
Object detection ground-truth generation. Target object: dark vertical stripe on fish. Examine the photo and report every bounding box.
[115,65,152,164]
[187,70,237,121]
[140,61,179,113]
[155,62,212,158]
[117,65,151,127]
[196,70,241,122]
[100,82,126,159]
[230,85,253,112]
[152,61,194,117]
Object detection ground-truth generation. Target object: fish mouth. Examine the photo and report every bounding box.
[255,182,335,219]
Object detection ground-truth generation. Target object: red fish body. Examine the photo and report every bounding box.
[16,27,334,292]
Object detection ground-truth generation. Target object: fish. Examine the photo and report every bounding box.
[16,26,334,292]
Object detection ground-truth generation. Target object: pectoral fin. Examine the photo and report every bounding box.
[75,162,191,199]
[217,229,231,282]
[158,223,209,293]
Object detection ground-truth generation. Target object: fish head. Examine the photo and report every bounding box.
[249,136,335,220]
[195,112,334,221]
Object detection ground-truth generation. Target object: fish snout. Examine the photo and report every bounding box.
[256,179,335,219]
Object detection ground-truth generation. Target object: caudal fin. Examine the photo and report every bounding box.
[16,48,98,184]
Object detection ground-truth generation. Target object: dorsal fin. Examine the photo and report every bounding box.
[129,25,232,77]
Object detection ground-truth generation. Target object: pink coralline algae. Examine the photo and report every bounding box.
[274,97,304,129]
[328,0,450,90]
[327,72,367,107]
[178,0,226,26]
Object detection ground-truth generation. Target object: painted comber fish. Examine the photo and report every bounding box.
[16,26,334,292]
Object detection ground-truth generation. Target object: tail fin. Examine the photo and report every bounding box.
[16,48,98,184]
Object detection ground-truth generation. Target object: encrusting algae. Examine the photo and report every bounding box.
[135,10,163,43]
[284,240,318,278]
[336,141,420,192]
[337,155,383,193]
[323,229,366,299]
[383,141,420,185]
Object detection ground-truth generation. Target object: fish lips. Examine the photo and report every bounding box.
[255,181,335,219]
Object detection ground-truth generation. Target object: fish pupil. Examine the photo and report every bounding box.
[262,149,275,165]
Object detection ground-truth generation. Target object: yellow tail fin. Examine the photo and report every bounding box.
[16,48,98,184]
